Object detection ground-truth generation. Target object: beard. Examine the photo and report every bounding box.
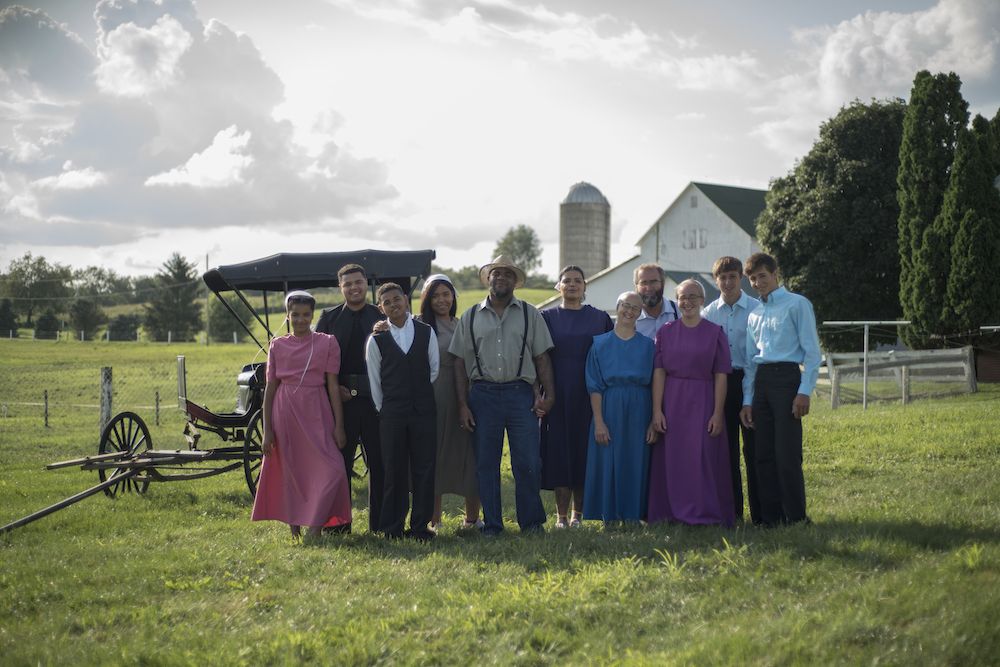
[490,283,513,300]
[640,291,663,309]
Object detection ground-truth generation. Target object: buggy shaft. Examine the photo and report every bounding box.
[0,469,142,535]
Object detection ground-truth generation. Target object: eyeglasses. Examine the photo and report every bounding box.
[618,302,642,313]
[677,294,704,302]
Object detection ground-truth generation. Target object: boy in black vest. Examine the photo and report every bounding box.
[365,282,439,540]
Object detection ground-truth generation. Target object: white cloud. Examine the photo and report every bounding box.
[33,166,109,190]
[96,14,194,96]
[146,125,253,187]
[326,0,761,91]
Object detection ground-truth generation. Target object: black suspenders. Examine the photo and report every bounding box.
[469,302,529,380]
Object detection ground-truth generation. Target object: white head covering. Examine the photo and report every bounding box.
[424,273,453,286]
[284,289,315,309]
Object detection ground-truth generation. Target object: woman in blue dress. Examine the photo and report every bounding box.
[540,266,613,528]
[583,291,657,524]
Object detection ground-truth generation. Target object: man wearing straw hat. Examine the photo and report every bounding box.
[449,255,555,536]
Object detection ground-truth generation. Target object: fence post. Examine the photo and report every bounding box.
[155,390,160,426]
[964,346,978,393]
[43,390,49,428]
[233,331,237,344]
[168,331,172,344]
[100,367,113,431]
[901,365,910,405]
[829,364,840,410]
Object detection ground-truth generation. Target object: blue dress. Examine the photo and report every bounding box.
[540,306,613,490]
[582,330,654,521]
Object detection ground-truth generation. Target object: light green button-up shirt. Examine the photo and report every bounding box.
[448,295,554,384]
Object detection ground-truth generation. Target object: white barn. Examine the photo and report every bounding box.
[547,181,766,312]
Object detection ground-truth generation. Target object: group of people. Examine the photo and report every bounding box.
[250,251,821,540]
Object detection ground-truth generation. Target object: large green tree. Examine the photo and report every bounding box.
[493,224,542,274]
[73,266,133,306]
[897,71,968,347]
[0,253,72,326]
[756,98,907,351]
[944,115,1000,338]
[143,253,202,342]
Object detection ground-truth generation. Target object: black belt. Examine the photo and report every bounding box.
[472,379,528,386]
[340,373,372,397]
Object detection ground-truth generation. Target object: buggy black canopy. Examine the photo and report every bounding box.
[203,249,435,294]
[202,249,436,350]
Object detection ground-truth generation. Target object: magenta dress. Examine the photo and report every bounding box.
[251,332,352,528]
[647,319,735,526]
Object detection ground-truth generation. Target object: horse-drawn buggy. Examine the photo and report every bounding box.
[1,249,435,534]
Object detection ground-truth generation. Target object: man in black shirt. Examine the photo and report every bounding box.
[315,264,385,533]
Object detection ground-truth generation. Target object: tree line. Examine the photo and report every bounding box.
[0,226,548,341]
[756,69,1000,351]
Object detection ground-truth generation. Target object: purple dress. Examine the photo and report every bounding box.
[540,305,613,489]
[647,319,735,526]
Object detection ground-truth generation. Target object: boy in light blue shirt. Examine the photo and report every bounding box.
[702,256,761,524]
[739,253,821,526]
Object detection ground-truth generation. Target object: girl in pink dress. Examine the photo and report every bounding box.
[251,291,352,539]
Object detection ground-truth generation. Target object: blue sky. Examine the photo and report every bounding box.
[1,0,998,277]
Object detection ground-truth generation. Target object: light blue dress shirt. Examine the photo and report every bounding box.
[741,287,822,405]
[702,291,760,370]
[635,300,679,340]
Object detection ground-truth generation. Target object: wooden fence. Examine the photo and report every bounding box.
[825,346,976,409]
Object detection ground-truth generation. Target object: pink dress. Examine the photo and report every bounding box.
[251,332,352,528]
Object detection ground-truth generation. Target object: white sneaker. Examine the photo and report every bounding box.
[554,519,568,529]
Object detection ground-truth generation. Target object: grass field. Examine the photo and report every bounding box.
[1,340,998,665]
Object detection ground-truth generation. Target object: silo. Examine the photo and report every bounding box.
[560,182,610,279]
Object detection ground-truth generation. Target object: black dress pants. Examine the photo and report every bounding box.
[341,396,383,533]
[725,369,760,523]
[377,413,436,539]
[752,363,808,525]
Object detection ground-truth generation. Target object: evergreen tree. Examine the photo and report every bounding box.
[34,310,61,340]
[107,313,142,341]
[944,115,1000,338]
[0,298,18,336]
[896,71,968,347]
[756,99,906,351]
[143,253,202,342]
[207,294,253,343]
[69,298,107,340]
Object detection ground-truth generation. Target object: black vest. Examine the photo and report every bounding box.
[374,320,436,416]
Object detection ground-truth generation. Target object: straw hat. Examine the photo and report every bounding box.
[479,255,526,288]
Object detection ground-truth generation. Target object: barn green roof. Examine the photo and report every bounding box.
[692,182,767,238]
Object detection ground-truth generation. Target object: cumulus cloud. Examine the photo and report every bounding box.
[0,0,396,250]
[146,125,252,187]
[755,0,1000,158]
[96,14,194,96]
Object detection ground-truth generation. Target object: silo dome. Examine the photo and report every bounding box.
[560,182,610,280]
[562,182,610,206]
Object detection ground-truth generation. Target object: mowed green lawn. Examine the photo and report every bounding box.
[1,339,998,665]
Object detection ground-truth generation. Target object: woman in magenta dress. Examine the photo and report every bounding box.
[648,279,735,527]
[540,266,613,528]
[251,291,352,539]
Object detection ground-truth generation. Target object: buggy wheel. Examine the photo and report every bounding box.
[98,411,152,498]
[243,410,263,497]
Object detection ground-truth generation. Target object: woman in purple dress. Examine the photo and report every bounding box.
[648,278,735,526]
[540,266,613,528]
